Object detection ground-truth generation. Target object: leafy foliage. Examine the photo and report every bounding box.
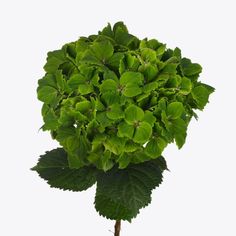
[95,158,166,222]
[31,148,97,191]
[33,22,215,222]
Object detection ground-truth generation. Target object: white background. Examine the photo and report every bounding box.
[1,0,235,235]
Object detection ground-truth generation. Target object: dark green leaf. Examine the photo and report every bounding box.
[180,58,202,76]
[37,86,58,104]
[95,160,163,221]
[31,148,97,191]
[191,85,213,110]
[44,49,66,73]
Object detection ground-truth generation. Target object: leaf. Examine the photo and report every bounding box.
[37,86,58,104]
[125,105,144,124]
[133,122,152,144]
[94,160,163,221]
[145,137,167,158]
[191,85,212,110]
[166,102,184,119]
[31,148,97,191]
[118,122,134,139]
[180,58,202,76]
[44,49,66,73]
[120,72,144,86]
[91,40,114,61]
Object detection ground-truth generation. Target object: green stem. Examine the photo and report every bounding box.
[114,220,121,236]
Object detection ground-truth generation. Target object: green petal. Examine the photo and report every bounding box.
[122,84,142,97]
[43,49,66,73]
[180,58,202,76]
[166,102,184,119]
[191,85,213,110]
[37,86,58,104]
[179,77,192,95]
[91,40,114,61]
[145,137,167,158]
[143,111,156,127]
[141,48,157,63]
[78,84,93,95]
[67,74,86,90]
[118,122,134,139]
[125,104,144,124]
[100,79,118,93]
[106,104,124,120]
[133,122,152,144]
[120,71,144,86]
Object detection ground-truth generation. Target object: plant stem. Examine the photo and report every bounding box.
[114,220,121,236]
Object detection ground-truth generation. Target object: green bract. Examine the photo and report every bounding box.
[33,22,214,223]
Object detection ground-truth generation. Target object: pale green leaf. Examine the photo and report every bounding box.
[166,102,184,119]
[133,122,152,144]
[118,122,134,139]
[120,72,144,86]
[145,137,167,158]
[125,105,144,124]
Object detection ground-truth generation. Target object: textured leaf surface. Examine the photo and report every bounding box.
[95,160,164,221]
[32,148,97,191]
